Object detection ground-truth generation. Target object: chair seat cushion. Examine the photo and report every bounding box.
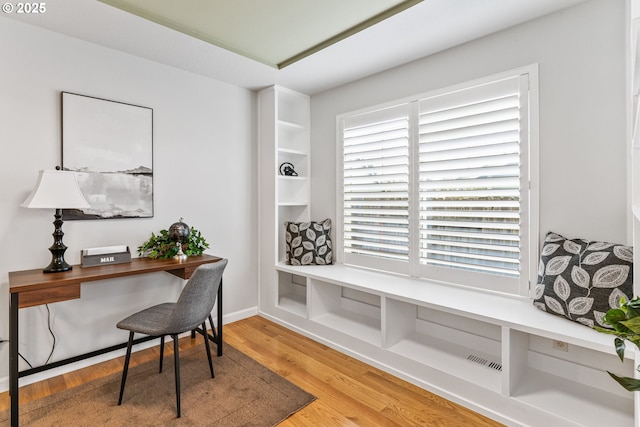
[116,302,176,335]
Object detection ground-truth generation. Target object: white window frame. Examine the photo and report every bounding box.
[336,65,539,297]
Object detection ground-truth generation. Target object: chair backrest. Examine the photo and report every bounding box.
[165,259,228,334]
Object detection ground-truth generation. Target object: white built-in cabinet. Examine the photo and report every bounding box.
[258,85,310,318]
[271,264,635,427]
[258,81,638,425]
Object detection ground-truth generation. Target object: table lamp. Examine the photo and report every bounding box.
[21,169,90,273]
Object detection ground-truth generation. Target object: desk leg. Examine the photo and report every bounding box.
[9,293,18,427]
[217,278,223,356]
[192,278,223,355]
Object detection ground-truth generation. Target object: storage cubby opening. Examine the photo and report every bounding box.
[526,335,634,399]
[310,279,381,346]
[277,271,307,317]
[277,123,308,152]
[277,177,309,205]
[512,364,634,426]
[385,299,502,392]
[504,333,635,426]
[277,149,308,178]
[277,91,309,126]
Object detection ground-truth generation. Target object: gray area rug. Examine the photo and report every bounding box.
[0,343,315,426]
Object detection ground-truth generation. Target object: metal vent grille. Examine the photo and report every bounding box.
[466,354,502,371]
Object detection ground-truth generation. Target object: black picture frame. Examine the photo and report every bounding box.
[61,92,153,220]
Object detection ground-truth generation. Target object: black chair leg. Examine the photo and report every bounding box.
[202,322,214,378]
[173,334,181,418]
[118,331,135,405]
[159,335,165,373]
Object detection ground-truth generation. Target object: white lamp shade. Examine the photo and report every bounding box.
[21,170,91,209]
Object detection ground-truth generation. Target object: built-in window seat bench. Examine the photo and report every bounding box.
[266,263,635,427]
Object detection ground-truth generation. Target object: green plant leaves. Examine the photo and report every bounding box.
[614,337,626,362]
[137,227,210,259]
[597,296,640,389]
[607,371,640,392]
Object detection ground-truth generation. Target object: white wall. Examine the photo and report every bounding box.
[0,18,258,385]
[310,0,628,245]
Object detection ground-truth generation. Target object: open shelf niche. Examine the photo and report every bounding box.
[385,299,503,393]
[277,270,307,317]
[309,280,382,346]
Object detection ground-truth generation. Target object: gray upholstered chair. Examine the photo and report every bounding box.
[116,259,228,418]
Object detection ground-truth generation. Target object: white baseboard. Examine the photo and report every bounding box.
[0,306,258,393]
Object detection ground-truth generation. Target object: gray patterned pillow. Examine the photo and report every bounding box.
[285,219,333,265]
[533,232,633,329]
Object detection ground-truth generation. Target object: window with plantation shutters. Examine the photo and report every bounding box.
[418,77,522,279]
[342,104,411,272]
[338,68,537,295]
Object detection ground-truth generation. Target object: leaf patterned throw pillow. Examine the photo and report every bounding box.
[533,232,633,329]
[285,219,333,266]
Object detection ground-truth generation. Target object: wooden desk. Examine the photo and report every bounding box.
[8,254,223,427]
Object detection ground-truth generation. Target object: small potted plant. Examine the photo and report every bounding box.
[138,225,210,259]
[596,297,640,391]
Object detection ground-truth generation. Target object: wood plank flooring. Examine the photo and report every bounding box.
[0,316,504,426]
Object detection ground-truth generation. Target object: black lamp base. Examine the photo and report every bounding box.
[43,260,73,274]
[43,209,73,274]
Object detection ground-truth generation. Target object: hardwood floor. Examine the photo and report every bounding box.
[0,316,504,426]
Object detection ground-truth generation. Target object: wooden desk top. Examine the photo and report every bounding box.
[9,254,223,295]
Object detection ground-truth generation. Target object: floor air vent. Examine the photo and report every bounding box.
[466,354,502,371]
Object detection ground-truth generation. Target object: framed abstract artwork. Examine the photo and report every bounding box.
[61,92,153,220]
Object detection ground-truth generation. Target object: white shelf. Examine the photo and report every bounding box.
[512,367,633,426]
[278,175,307,181]
[277,119,306,129]
[389,332,502,393]
[278,201,309,207]
[277,294,307,317]
[278,147,307,156]
[312,309,381,346]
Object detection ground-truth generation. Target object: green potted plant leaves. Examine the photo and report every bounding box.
[138,227,210,259]
[596,297,640,391]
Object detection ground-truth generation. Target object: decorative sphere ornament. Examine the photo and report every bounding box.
[169,218,190,261]
[169,219,190,243]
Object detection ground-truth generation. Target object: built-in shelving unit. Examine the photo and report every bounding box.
[258,81,639,425]
[258,85,310,324]
[266,263,635,426]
